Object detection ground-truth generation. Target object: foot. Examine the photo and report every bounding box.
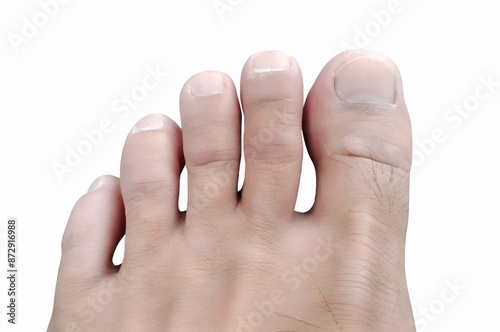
[48,50,415,332]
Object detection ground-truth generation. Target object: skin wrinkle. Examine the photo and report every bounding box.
[123,179,175,204]
[341,212,401,239]
[332,155,408,217]
[185,148,240,168]
[338,101,396,115]
[272,311,322,329]
[345,209,402,235]
[244,95,301,111]
[313,277,343,331]
[343,233,395,261]
[334,273,391,297]
[335,137,410,173]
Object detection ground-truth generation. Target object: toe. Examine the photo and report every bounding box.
[304,49,414,331]
[60,175,124,278]
[304,49,412,238]
[180,71,241,217]
[120,114,183,259]
[240,51,304,220]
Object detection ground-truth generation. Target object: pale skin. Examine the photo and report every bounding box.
[48,49,416,331]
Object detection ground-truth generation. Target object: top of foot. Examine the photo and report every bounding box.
[49,49,415,332]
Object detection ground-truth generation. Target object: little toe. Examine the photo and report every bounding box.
[59,175,124,279]
[240,51,304,220]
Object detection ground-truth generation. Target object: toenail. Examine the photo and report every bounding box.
[88,175,110,192]
[131,113,166,133]
[188,72,225,97]
[251,50,292,73]
[334,56,395,105]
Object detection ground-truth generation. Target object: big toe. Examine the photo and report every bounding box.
[304,49,414,330]
[305,50,411,225]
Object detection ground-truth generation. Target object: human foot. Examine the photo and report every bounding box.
[48,50,415,332]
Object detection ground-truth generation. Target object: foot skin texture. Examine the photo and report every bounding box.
[49,50,415,332]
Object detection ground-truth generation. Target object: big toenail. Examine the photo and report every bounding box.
[251,50,291,73]
[334,56,395,105]
[131,113,166,133]
[88,175,110,192]
[188,71,226,97]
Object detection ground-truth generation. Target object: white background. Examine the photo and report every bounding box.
[1,0,499,331]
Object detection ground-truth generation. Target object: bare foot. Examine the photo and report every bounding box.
[48,50,415,332]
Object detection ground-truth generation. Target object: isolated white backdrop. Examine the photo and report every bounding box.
[1,0,499,331]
